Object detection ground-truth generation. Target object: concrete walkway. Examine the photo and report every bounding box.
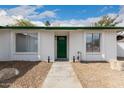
[42,62,82,88]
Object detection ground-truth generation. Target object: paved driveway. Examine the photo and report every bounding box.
[42,62,82,88]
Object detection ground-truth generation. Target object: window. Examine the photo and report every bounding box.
[86,33,101,52]
[16,33,38,52]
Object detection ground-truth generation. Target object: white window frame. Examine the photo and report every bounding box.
[86,32,102,55]
[14,31,39,55]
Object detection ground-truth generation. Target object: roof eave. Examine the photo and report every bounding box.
[0,26,124,30]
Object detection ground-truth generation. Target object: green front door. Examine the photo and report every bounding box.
[57,36,67,58]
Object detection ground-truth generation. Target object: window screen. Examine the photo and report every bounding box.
[86,33,100,52]
[16,33,38,52]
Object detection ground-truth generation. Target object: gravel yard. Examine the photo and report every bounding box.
[72,62,124,88]
[0,61,52,88]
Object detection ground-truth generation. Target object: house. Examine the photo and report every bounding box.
[117,31,124,58]
[117,39,124,58]
[0,26,123,62]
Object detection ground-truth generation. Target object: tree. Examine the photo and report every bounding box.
[44,21,51,26]
[12,19,35,26]
[94,15,121,27]
[94,15,123,40]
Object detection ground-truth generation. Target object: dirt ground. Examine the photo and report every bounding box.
[0,61,52,88]
[72,62,124,88]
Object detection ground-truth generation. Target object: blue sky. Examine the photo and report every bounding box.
[0,5,123,26]
[0,5,120,20]
[45,5,120,20]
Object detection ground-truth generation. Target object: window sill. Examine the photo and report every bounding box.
[15,52,38,55]
[86,52,101,55]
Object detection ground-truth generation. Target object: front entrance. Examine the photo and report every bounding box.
[57,36,67,59]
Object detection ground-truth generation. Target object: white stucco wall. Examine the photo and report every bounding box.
[10,30,55,61]
[104,31,117,60]
[40,31,54,62]
[0,29,117,62]
[117,42,124,57]
[69,31,84,61]
[69,30,117,61]
[0,30,11,61]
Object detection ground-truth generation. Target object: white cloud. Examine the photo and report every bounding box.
[39,10,56,18]
[6,5,57,21]
[12,15,24,20]
[107,13,117,18]
[116,5,124,26]
[52,17,100,26]
[29,10,56,20]
[51,12,123,27]
[0,10,7,16]
[0,5,124,27]
[0,5,44,26]
[0,7,102,27]
[0,10,16,26]
[100,6,114,13]
[100,6,108,13]
[119,6,124,14]
[7,5,43,18]
[31,21,45,26]
[0,6,57,26]
[53,9,60,12]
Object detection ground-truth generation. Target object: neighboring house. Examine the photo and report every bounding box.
[117,39,124,57]
[0,26,123,62]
